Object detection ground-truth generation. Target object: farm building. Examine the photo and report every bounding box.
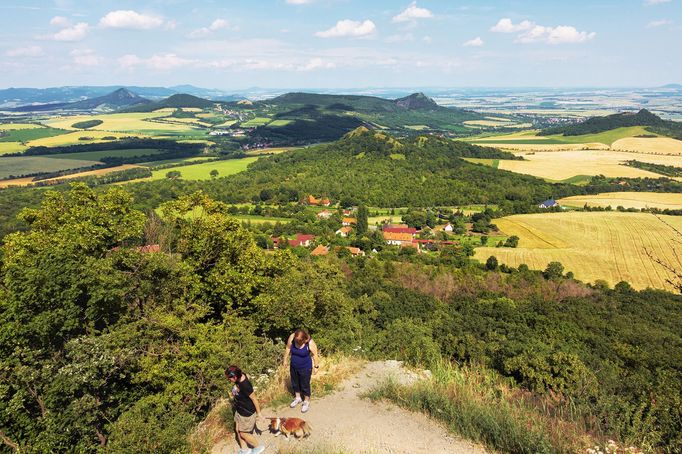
[316,209,333,219]
[336,226,353,237]
[311,245,329,256]
[538,199,559,209]
[383,231,414,246]
[342,217,357,226]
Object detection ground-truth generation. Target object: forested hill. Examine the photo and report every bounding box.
[538,108,673,136]
[267,91,446,113]
[125,93,216,112]
[186,128,578,207]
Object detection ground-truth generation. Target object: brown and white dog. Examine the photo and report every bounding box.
[268,417,312,439]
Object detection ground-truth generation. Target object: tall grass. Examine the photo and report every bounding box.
[367,360,592,454]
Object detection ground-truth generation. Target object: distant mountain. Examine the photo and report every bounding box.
[0,85,239,108]
[661,84,682,90]
[394,92,440,110]
[10,88,150,112]
[267,91,445,113]
[539,109,668,136]
[125,93,216,112]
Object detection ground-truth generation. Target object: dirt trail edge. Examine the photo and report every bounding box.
[212,360,487,454]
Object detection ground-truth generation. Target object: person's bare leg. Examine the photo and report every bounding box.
[235,430,246,449]
[240,431,259,448]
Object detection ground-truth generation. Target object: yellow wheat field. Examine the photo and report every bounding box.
[42,112,195,133]
[558,192,682,210]
[0,164,142,188]
[27,130,143,147]
[611,137,682,156]
[474,212,682,290]
[0,142,27,154]
[498,149,682,181]
[492,143,610,151]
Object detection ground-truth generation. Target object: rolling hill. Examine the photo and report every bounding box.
[124,93,217,112]
[538,108,675,137]
[194,127,579,207]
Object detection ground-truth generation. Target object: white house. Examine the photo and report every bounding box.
[538,199,559,209]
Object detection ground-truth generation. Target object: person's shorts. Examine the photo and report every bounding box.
[234,411,257,433]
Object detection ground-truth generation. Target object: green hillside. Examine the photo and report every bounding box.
[126,93,216,112]
[539,108,682,138]
[197,128,577,207]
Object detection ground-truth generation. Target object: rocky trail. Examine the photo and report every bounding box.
[212,360,486,454]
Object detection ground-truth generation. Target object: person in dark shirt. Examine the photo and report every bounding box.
[226,365,265,454]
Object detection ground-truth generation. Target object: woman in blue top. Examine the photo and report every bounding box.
[283,329,319,413]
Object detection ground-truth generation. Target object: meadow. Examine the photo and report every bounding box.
[48,148,164,162]
[27,131,143,147]
[0,125,67,142]
[241,117,272,127]
[557,192,682,210]
[469,126,654,149]
[475,211,682,290]
[147,157,259,181]
[0,155,98,179]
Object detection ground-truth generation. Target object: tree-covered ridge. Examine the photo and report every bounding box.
[538,108,676,136]
[194,128,577,207]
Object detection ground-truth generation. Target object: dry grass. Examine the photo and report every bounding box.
[190,354,364,453]
[558,192,682,210]
[612,137,682,156]
[0,142,27,154]
[490,143,610,151]
[498,149,682,181]
[0,123,43,130]
[475,211,682,290]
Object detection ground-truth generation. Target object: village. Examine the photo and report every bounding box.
[245,194,550,257]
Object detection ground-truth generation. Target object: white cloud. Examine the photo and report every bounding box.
[299,57,336,71]
[491,18,534,33]
[392,1,433,23]
[118,54,143,69]
[644,0,671,5]
[70,49,102,66]
[117,53,194,70]
[422,35,432,44]
[492,18,595,44]
[286,0,314,3]
[6,45,44,57]
[647,19,672,27]
[53,22,89,41]
[188,19,230,38]
[520,25,596,44]
[463,37,484,47]
[50,16,70,27]
[315,19,376,38]
[99,10,164,30]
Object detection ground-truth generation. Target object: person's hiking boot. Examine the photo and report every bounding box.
[251,445,266,454]
[301,400,310,413]
[290,397,302,408]
[237,448,251,454]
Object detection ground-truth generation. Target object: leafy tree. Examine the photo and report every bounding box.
[543,261,564,280]
[485,255,498,271]
[166,170,181,180]
[210,169,219,179]
[356,204,369,235]
[503,235,519,248]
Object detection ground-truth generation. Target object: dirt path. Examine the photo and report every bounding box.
[213,360,486,454]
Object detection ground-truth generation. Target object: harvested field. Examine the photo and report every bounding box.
[558,192,682,210]
[475,212,682,290]
[42,112,197,134]
[0,123,43,130]
[0,165,142,187]
[612,137,682,156]
[498,149,682,181]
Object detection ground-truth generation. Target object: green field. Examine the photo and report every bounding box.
[140,156,215,167]
[148,157,259,180]
[267,119,293,127]
[0,156,99,179]
[241,117,271,127]
[463,158,499,168]
[0,127,67,143]
[472,126,654,147]
[49,148,164,162]
[233,215,292,224]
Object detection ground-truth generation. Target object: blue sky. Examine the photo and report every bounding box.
[0,0,679,89]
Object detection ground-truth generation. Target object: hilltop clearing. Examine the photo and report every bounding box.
[211,361,485,454]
